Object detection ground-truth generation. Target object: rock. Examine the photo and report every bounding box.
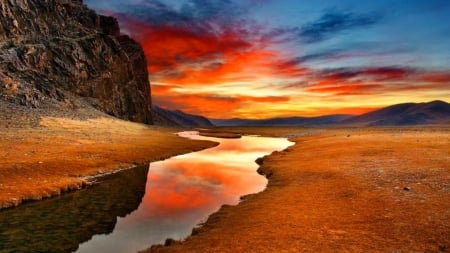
[0,0,152,124]
[255,157,264,165]
[164,238,176,246]
[403,186,411,191]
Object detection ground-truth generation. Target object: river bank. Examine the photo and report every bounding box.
[149,127,450,252]
[0,117,217,209]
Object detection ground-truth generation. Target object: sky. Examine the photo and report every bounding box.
[84,0,450,119]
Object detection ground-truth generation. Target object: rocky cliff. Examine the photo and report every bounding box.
[0,0,152,124]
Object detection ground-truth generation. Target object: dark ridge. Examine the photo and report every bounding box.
[210,114,353,127]
[342,100,450,126]
[153,105,214,127]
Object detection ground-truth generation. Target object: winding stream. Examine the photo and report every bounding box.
[0,131,293,253]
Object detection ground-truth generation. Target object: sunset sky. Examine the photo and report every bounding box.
[85,0,450,119]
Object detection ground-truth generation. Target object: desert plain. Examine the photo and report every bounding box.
[0,119,449,252]
[0,116,216,209]
[149,126,449,252]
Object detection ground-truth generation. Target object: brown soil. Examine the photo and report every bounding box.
[148,127,450,253]
[0,117,216,209]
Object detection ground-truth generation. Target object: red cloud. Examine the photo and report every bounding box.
[420,72,450,83]
[313,67,411,85]
[106,12,449,118]
[142,26,252,74]
[117,14,307,86]
[361,67,410,81]
[306,83,384,94]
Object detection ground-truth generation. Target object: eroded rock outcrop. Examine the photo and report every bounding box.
[0,0,152,123]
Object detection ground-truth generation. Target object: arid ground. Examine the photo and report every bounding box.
[0,117,216,209]
[1,120,449,252]
[149,127,450,252]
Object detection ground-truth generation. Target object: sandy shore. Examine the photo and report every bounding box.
[0,117,216,209]
[149,127,450,252]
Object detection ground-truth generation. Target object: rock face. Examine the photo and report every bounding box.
[0,0,152,124]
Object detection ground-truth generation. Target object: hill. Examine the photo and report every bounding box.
[342,100,450,126]
[211,101,450,127]
[153,106,214,127]
[210,115,353,127]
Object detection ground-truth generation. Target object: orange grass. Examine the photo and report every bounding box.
[149,127,450,252]
[0,117,216,209]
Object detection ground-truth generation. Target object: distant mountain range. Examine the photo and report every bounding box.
[152,106,214,127]
[342,100,450,126]
[152,100,449,127]
[210,114,353,127]
[210,100,450,127]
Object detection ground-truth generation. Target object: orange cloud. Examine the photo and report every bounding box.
[308,106,378,116]
[113,14,449,119]
[118,14,307,86]
[154,94,290,118]
[151,84,173,94]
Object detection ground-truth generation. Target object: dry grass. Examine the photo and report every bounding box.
[0,117,216,209]
[149,127,450,252]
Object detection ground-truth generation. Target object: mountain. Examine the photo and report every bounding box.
[0,0,152,124]
[342,100,450,126]
[153,106,214,127]
[210,100,450,127]
[210,114,353,127]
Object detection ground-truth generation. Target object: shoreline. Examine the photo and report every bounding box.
[149,133,301,251]
[0,117,218,210]
[0,143,218,211]
[147,127,450,252]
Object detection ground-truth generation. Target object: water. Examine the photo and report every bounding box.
[0,131,293,253]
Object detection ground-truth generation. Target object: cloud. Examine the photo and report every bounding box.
[103,2,306,86]
[180,0,243,22]
[119,16,252,71]
[96,0,248,34]
[419,72,450,83]
[154,94,290,118]
[306,83,385,95]
[300,67,450,97]
[262,26,301,43]
[293,43,414,64]
[265,9,382,44]
[299,9,382,43]
[152,84,174,94]
[314,67,412,83]
[84,1,450,118]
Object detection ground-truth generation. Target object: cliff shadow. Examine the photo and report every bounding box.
[0,165,149,253]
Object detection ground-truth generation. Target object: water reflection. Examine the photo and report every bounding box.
[76,132,292,252]
[0,165,149,253]
[0,132,293,253]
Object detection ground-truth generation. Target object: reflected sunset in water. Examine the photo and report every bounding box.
[76,132,293,253]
